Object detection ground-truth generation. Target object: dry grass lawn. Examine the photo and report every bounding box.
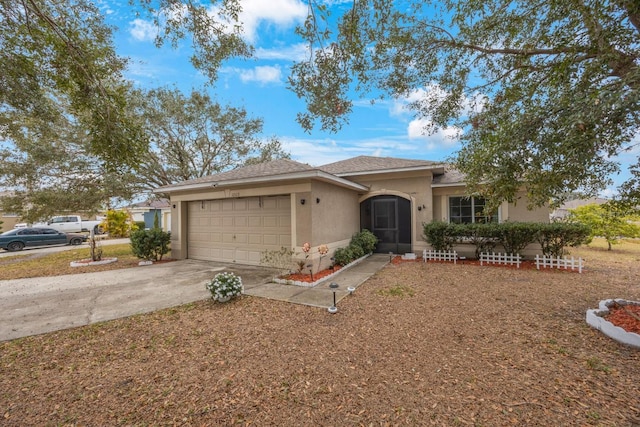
[0,244,140,280]
[1,239,639,426]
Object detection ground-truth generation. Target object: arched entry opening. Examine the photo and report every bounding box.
[360,195,411,254]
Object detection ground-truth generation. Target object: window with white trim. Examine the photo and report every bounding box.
[448,196,498,224]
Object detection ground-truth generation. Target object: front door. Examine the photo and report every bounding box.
[360,196,411,254]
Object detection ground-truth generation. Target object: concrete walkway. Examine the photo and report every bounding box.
[244,253,390,308]
[0,254,390,342]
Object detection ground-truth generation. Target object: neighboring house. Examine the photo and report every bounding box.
[550,197,608,221]
[156,156,550,267]
[127,199,172,232]
[0,191,21,231]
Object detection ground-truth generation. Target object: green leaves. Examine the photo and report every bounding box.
[289,0,640,206]
[0,0,145,169]
[134,87,289,191]
[567,202,640,250]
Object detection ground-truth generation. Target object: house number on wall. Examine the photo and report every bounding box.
[230,192,240,198]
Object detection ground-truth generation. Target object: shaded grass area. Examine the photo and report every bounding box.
[0,244,139,280]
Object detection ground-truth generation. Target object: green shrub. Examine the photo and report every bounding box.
[103,209,137,237]
[536,222,591,257]
[493,222,540,255]
[349,243,365,259]
[130,228,171,261]
[134,221,146,230]
[351,229,378,254]
[333,247,354,266]
[422,221,461,251]
[463,223,499,258]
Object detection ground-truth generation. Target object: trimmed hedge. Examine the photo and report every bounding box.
[333,229,379,266]
[130,228,171,261]
[423,221,591,258]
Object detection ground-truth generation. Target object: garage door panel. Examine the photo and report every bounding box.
[247,251,262,263]
[263,216,279,228]
[222,200,235,211]
[248,199,261,210]
[280,216,291,227]
[188,196,291,265]
[234,199,248,210]
[248,217,262,227]
[262,198,277,209]
[234,250,248,262]
[279,234,292,246]
[263,234,279,245]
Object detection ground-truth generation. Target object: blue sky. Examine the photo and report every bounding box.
[98,0,462,168]
[97,0,635,197]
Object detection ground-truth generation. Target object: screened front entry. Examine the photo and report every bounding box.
[360,196,411,254]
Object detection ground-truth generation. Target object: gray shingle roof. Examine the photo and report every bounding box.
[158,159,314,188]
[131,198,171,209]
[432,167,466,185]
[319,155,442,175]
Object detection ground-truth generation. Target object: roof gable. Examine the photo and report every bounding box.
[319,155,442,176]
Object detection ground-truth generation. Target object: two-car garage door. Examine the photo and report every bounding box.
[187,196,291,265]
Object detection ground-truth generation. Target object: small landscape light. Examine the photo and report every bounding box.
[328,282,339,313]
[347,286,356,295]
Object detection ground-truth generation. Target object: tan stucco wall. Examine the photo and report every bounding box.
[293,191,312,246]
[348,170,434,253]
[310,181,360,244]
[168,201,188,259]
[503,193,550,222]
[288,182,361,272]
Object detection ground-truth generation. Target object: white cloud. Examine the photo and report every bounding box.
[254,43,310,61]
[238,65,283,84]
[207,0,307,43]
[129,19,157,42]
[408,118,461,150]
[237,0,307,42]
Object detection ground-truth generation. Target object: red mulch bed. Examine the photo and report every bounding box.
[280,265,342,283]
[605,302,640,334]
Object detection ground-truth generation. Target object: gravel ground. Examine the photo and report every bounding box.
[1,242,639,426]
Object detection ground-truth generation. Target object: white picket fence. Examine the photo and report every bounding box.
[535,255,583,273]
[422,249,458,264]
[480,252,522,268]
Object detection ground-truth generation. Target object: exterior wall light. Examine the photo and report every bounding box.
[300,199,306,205]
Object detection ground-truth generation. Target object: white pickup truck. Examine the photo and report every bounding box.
[37,215,105,234]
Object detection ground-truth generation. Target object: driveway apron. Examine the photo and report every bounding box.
[0,255,389,342]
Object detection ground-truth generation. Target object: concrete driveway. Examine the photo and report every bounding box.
[0,259,276,342]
